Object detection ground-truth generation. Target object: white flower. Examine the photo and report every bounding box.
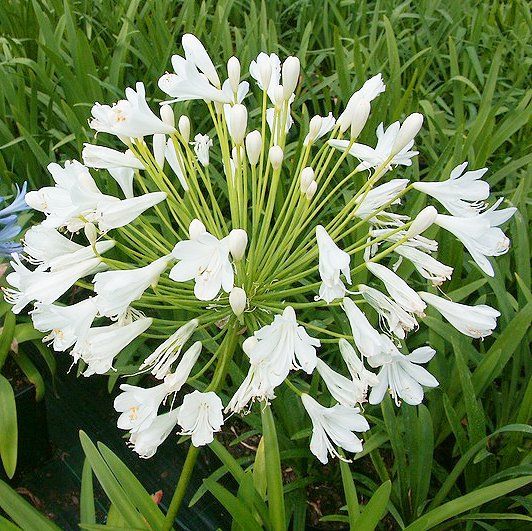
[304,113,336,145]
[359,284,417,339]
[177,390,224,447]
[164,139,188,191]
[90,82,175,138]
[162,341,202,391]
[301,393,369,464]
[140,319,199,379]
[338,339,379,392]
[368,337,438,406]
[249,52,281,101]
[316,225,351,303]
[434,199,516,276]
[227,228,248,261]
[107,167,135,199]
[419,291,500,338]
[354,179,409,220]
[229,287,246,317]
[394,245,453,285]
[266,107,294,138]
[366,262,426,315]
[316,359,366,407]
[329,121,419,171]
[4,252,109,314]
[73,317,152,376]
[182,33,221,87]
[128,408,180,458]
[23,225,83,267]
[170,229,234,301]
[192,134,213,166]
[82,144,145,170]
[31,297,99,351]
[94,256,171,319]
[370,228,438,253]
[413,162,490,217]
[342,297,382,358]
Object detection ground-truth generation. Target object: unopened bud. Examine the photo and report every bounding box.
[178,115,190,143]
[227,56,241,94]
[153,133,166,167]
[228,229,248,261]
[282,56,300,100]
[350,99,371,139]
[307,116,323,145]
[392,113,423,155]
[269,145,284,170]
[189,219,206,240]
[245,130,262,166]
[406,206,437,237]
[259,61,272,91]
[229,287,247,317]
[242,335,258,355]
[160,105,175,128]
[300,167,315,193]
[84,223,97,245]
[305,180,317,200]
[228,104,247,145]
[273,85,284,107]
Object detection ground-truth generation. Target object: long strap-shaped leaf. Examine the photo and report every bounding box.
[0,374,17,478]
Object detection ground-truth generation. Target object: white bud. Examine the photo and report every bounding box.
[229,287,247,317]
[228,229,248,261]
[245,130,262,166]
[273,85,284,108]
[178,115,190,143]
[84,223,97,245]
[189,219,206,240]
[307,116,323,144]
[242,335,258,355]
[228,104,247,145]
[160,105,175,127]
[300,167,315,193]
[227,56,241,94]
[305,180,317,200]
[259,61,272,91]
[282,56,300,100]
[350,99,371,139]
[153,133,166,167]
[269,145,284,170]
[392,113,423,155]
[231,146,238,162]
[406,206,438,237]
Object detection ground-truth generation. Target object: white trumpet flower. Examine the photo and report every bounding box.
[394,245,453,285]
[338,339,379,393]
[23,225,83,268]
[316,359,366,407]
[354,179,409,220]
[301,393,370,464]
[82,144,145,170]
[419,291,500,338]
[342,297,382,358]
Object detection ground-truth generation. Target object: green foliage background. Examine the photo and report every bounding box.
[0,0,530,528]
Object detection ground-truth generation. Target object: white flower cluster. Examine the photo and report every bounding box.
[4,34,515,464]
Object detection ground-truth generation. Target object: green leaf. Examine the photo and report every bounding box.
[339,458,359,526]
[0,311,16,370]
[253,436,267,500]
[80,458,96,525]
[0,514,22,530]
[0,374,17,478]
[353,480,392,531]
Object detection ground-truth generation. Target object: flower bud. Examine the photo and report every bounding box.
[160,105,175,127]
[406,206,438,237]
[84,223,98,245]
[228,229,248,261]
[307,116,323,145]
[153,133,166,167]
[305,180,317,200]
[245,130,262,166]
[273,85,285,107]
[229,287,246,317]
[178,115,190,143]
[392,113,423,155]
[227,56,241,94]
[300,167,315,193]
[269,145,284,170]
[228,104,247,145]
[259,61,272,92]
[189,218,206,240]
[282,56,300,100]
[350,99,371,139]
[242,335,258,355]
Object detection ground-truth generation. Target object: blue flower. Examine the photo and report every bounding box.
[0,182,28,258]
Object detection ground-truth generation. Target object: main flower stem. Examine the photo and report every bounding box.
[161,323,240,531]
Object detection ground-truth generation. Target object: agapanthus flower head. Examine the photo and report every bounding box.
[5,34,515,463]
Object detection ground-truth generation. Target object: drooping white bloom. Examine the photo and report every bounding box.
[74,317,152,376]
[366,262,426,315]
[329,121,419,171]
[94,256,171,319]
[359,284,417,339]
[419,291,500,338]
[316,359,366,407]
[163,341,202,392]
[23,225,83,267]
[249,52,281,100]
[164,139,188,191]
[354,179,409,220]
[31,298,99,351]
[140,319,199,379]
[342,297,382,358]
[192,134,213,166]
[170,228,234,301]
[82,144,145,170]
[413,162,490,217]
[177,390,224,447]
[370,228,439,253]
[394,245,453,285]
[368,337,438,406]
[434,199,516,276]
[338,339,379,393]
[316,225,351,303]
[90,82,175,138]
[301,393,370,464]
[128,408,180,459]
